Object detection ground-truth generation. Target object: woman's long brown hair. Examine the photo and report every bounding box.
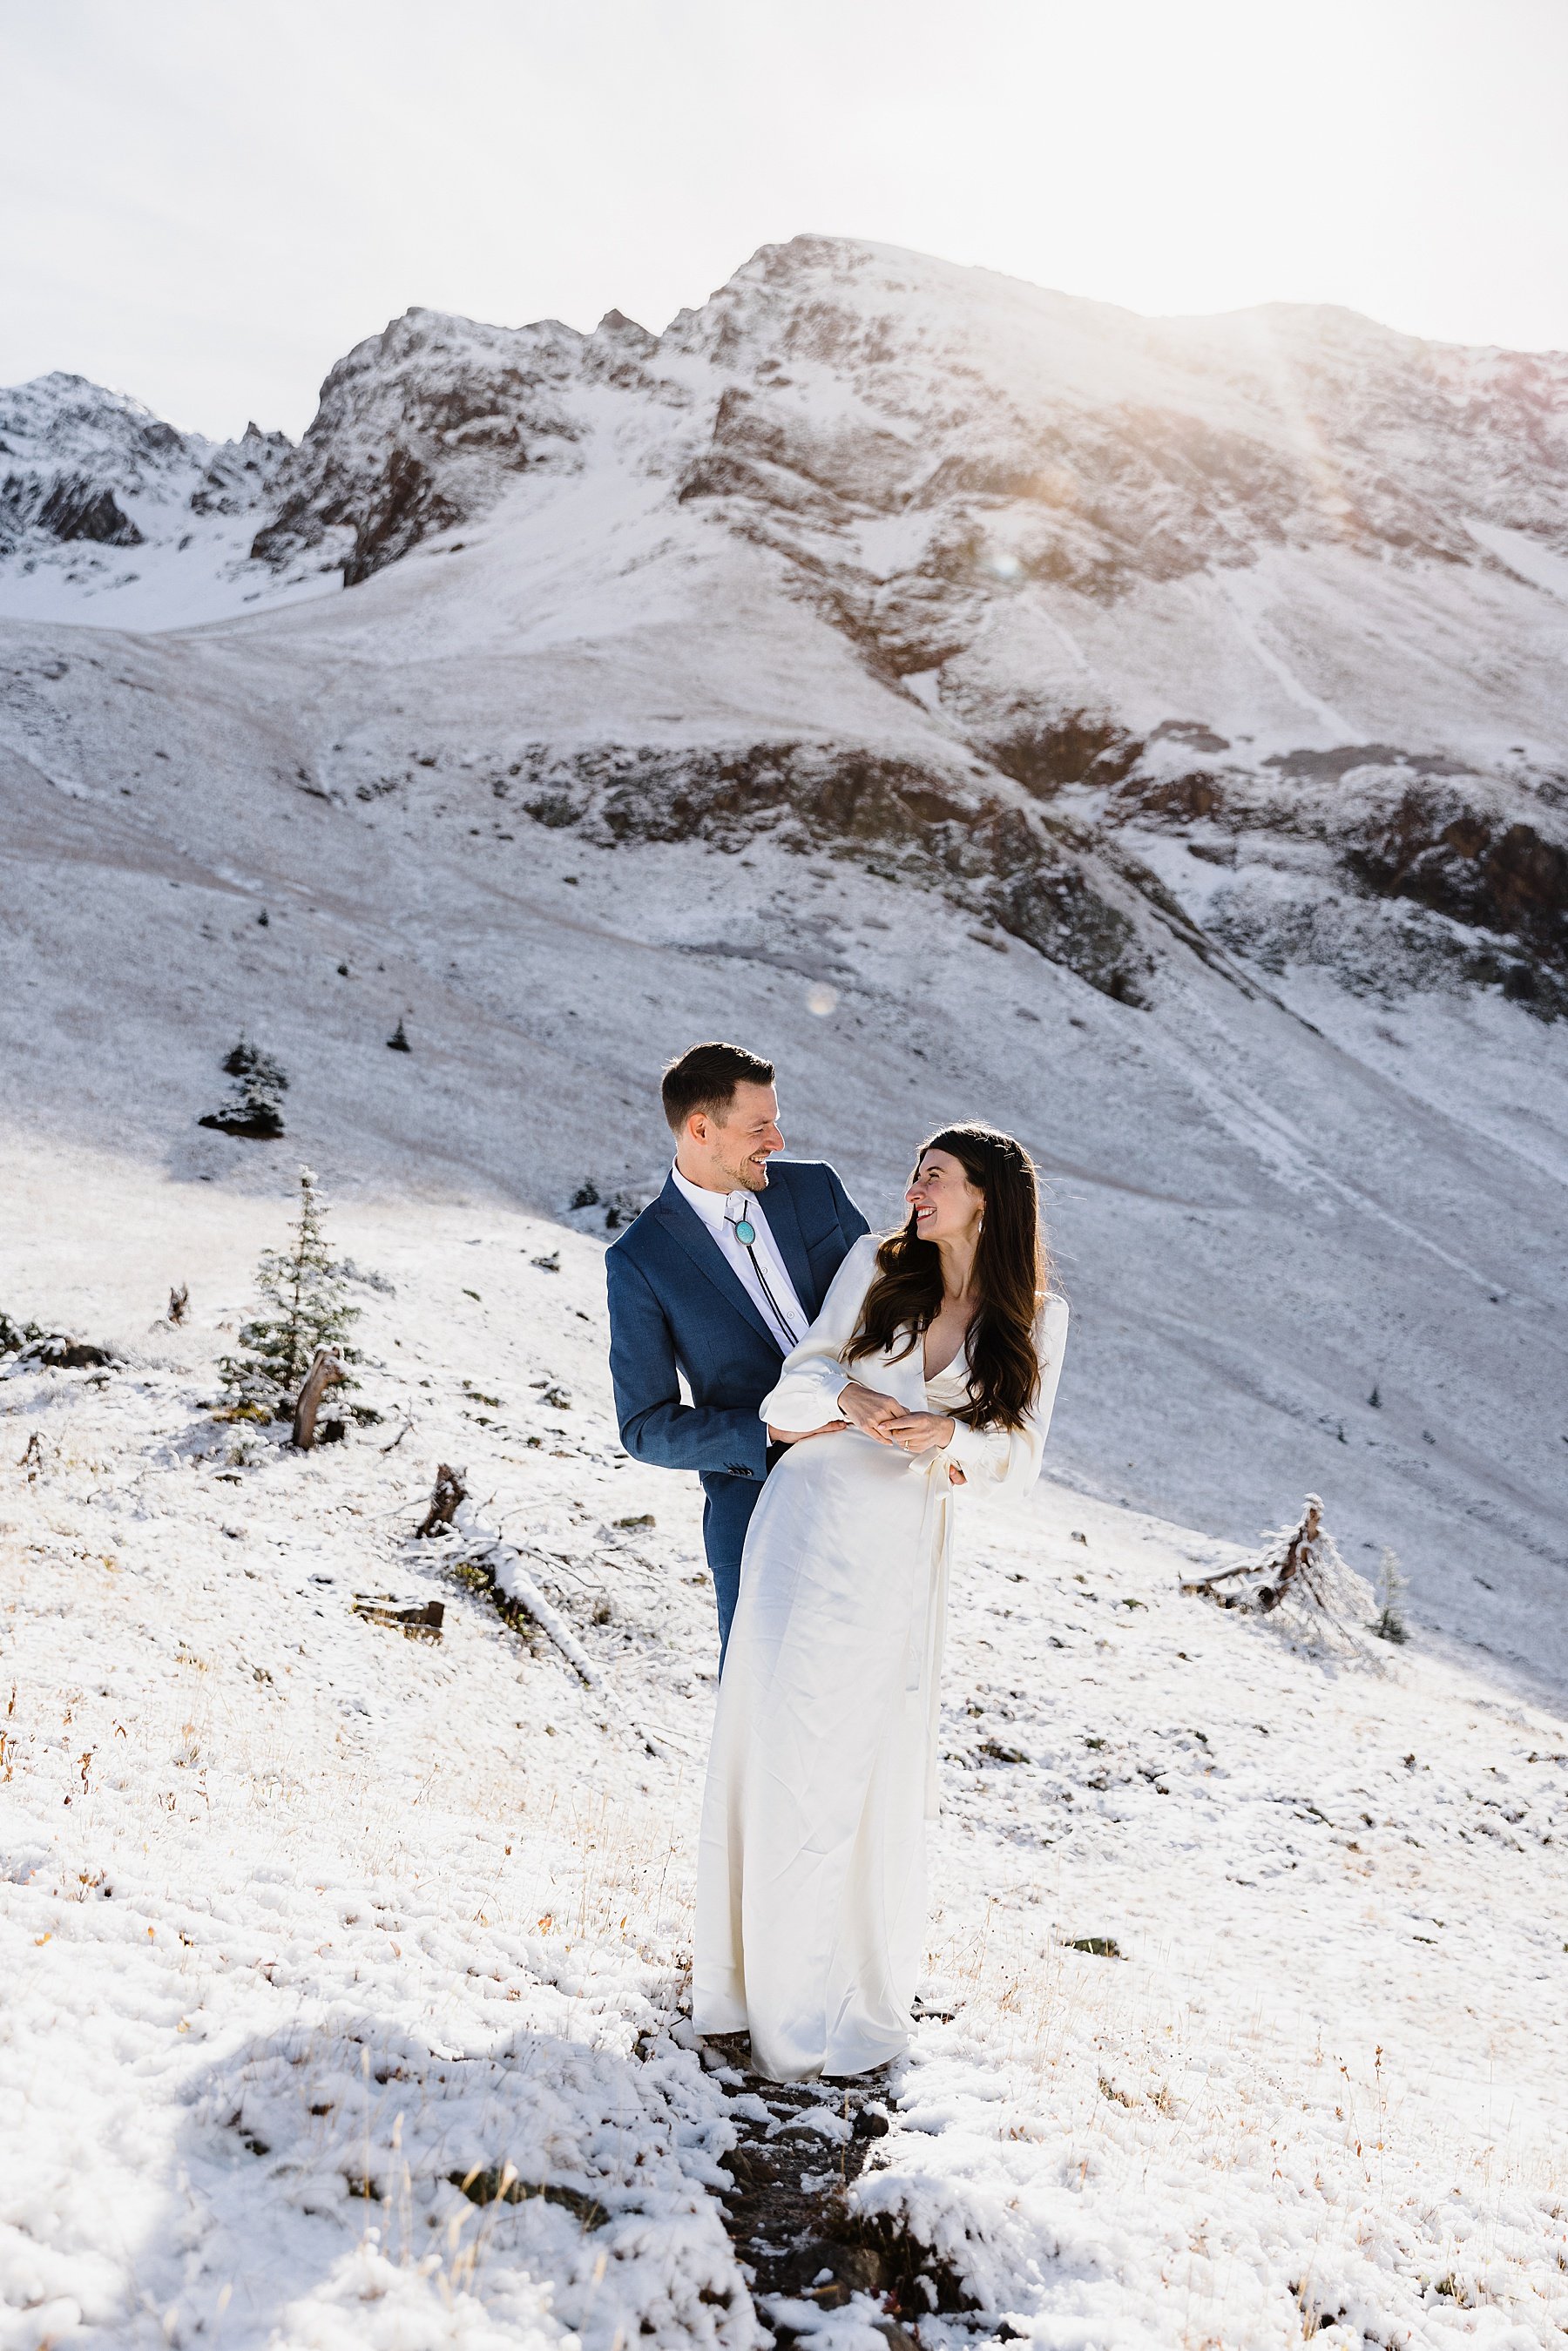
[845,1125,1049,1430]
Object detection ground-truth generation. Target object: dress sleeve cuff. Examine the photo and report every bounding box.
[942,1418,990,1474]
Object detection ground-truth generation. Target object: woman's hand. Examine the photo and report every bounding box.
[880,1409,956,1457]
[835,1382,907,1442]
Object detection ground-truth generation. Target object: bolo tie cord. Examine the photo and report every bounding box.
[727,1213,800,1351]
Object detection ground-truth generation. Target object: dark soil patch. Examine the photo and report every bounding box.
[701,2033,977,2344]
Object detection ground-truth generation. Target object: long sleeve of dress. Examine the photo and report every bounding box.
[937,1294,1071,1498]
[758,1233,882,1433]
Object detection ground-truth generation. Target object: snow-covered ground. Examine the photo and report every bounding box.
[3,1161,1566,2348]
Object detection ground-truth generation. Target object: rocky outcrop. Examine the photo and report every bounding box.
[1100,747,1568,1014]
[493,736,1223,1006]
[34,475,142,545]
[1344,786,1568,992]
[251,308,585,583]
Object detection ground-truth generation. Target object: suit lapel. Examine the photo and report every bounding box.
[757,1167,815,1315]
[652,1179,779,1352]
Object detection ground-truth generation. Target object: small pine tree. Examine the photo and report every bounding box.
[387,1017,411,1052]
[220,1165,359,1412]
[200,1037,289,1139]
[1373,1547,1409,1643]
[223,1038,288,1091]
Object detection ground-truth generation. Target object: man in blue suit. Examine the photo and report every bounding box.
[606,1041,868,1660]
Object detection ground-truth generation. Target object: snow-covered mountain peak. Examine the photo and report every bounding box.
[0,369,321,629]
[1,370,264,551]
[659,233,1568,578]
[252,306,591,584]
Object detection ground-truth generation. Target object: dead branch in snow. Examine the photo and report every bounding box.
[1182,1496,1375,1654]
[416,1462,467,1536]
[448,1503,602,1687]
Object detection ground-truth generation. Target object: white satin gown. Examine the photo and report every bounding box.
[693,1233,1070,2080]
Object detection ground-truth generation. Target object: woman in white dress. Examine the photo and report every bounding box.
[693,1125,1069,2081]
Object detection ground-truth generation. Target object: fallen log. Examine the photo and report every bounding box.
[352,1593,445,1641]
[448,1501,601,1687]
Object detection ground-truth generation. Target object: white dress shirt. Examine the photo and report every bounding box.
[670,1161,810,1354]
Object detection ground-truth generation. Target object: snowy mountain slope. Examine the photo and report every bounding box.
[1,585,1565,1699]
[2,1172,1566,2346]
[1,233,1565,1686]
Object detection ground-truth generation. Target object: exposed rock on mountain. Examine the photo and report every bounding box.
[0,372,290,544]
[251,308,588,584]
[0,371,296,623]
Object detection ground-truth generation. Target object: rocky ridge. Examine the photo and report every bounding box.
[0,370,290,571]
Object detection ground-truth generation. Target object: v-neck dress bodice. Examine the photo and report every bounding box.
[922,1358,975,1411]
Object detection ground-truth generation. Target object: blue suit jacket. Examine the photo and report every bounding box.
[605,1159,869,1491]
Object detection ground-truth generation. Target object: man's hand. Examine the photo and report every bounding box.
[835,1382,906,1442]
[767,1420,847,1445]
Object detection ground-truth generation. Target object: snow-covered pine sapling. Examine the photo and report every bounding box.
[199,1037,289,1139]
[220,1165,360,1418]
[1373,1547,1409,1643]
[1181,1496,1375,1654]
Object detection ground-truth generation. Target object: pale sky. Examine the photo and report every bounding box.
[3,0,1566,443]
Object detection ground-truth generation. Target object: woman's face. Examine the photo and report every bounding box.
[906,1148,984,1245]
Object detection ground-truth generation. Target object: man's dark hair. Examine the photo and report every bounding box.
[661,1041,774,1135]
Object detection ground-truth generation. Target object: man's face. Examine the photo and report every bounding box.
[686,1081,784,1193]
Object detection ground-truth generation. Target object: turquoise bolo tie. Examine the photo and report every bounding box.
[726,1192,800,1348]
